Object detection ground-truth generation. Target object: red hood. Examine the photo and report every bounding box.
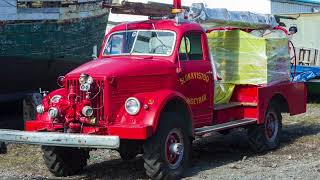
[66,57,176,78]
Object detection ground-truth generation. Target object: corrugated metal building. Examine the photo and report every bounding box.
[272,0,320,14]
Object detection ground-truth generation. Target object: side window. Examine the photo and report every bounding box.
[179,33,203,61]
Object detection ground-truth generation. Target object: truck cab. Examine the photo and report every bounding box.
[0,19,307,179]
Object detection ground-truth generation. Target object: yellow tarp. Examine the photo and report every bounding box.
[208,30,290,85]
[208,30,291,104]
[214,83,235,104]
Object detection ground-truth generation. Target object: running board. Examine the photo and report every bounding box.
[195,119,257,136]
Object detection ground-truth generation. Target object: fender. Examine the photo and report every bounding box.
[257,82,306,124]
[111,89,193,139]
[47,88,67,98]
[25,88,68,131]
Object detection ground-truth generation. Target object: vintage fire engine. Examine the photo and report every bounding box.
[0,1,306,179]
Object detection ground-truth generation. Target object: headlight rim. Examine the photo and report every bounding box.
[50,95,62,104]
[36,104,45,114]
[79,74,87,84]
[48,107,59,119]
[125,97,141,116]
[79,74,94,85]
[82,106,94,117]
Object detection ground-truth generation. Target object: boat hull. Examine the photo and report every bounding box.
[0,57,84,94]
[0,14,108,99]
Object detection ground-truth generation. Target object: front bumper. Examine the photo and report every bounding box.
[0,129,120,149]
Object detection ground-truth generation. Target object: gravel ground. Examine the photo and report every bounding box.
[0,103,320,180]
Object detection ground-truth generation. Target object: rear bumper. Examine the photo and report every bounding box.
[0,129,120,149]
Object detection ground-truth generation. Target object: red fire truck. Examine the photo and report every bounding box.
[0,2,306,180]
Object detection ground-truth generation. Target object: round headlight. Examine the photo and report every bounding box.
[36,104,45,114]
[57,76,65,87]
[48,107,58,119]
[125,97,140,115]
[79,74,93,85]
[79,74,87,84]
[50,95,62,103]
[82,106,94,117]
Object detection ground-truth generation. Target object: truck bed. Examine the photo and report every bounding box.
[212,82,307,126]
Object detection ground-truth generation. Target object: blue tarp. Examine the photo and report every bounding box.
[292,65,320,82]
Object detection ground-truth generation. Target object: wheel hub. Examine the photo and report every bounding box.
[169,143,184,155]
[165,129,184,169]
[265,112,279,142]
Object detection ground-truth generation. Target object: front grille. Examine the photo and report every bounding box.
[66,78,105,122]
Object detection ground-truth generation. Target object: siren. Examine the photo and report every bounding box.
[172,0,182,14]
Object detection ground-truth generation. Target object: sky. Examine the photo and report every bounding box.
[109,0,271,23]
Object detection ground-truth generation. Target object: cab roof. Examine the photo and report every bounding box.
[107,19,205,35]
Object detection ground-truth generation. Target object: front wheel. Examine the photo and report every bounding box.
[248,106,282,153]
[143,112,191,180]
[42,146,89,177]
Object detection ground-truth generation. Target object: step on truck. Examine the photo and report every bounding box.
[0,3,306,180]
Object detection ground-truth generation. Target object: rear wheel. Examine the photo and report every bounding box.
[248,106,282,153]
[42,146,89,177]
[143,112,191,180]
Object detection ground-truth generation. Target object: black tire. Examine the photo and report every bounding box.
[119,151,137,161]
[119,146,138,161]
[248,106,282,153]
[42,146,89,177]
[143,112,191,180]
[118,140,142,161]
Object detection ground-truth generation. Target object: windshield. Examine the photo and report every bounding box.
[103,30,176,56]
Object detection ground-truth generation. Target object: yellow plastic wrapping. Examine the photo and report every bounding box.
[208,30,290,85]
[209,30,291,104]
[214,83,235,104]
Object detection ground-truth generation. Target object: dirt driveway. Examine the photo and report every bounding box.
[0,103,320,180]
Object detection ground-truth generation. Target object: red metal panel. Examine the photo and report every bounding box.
[230,85,258,103]
[257,82,307,124]
[214,107,244,125]
[243,107,258,119]
[213,106,257,125]
[108,125,153,140]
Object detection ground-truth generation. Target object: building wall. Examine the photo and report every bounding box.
[281,13,320,65]
[271,0,320,14]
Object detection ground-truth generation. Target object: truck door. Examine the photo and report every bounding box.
[178,32,213,127]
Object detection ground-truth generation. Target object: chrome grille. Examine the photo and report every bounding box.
[66,78,105,122]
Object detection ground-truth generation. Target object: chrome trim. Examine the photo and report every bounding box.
[125,97,141,115]
[0,129,120,149]
[195,119,257,136]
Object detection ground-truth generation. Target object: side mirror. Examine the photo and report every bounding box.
[92,45,98,60]
[289,26,298,35]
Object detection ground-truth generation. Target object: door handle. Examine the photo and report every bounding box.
[206,71,213,75]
